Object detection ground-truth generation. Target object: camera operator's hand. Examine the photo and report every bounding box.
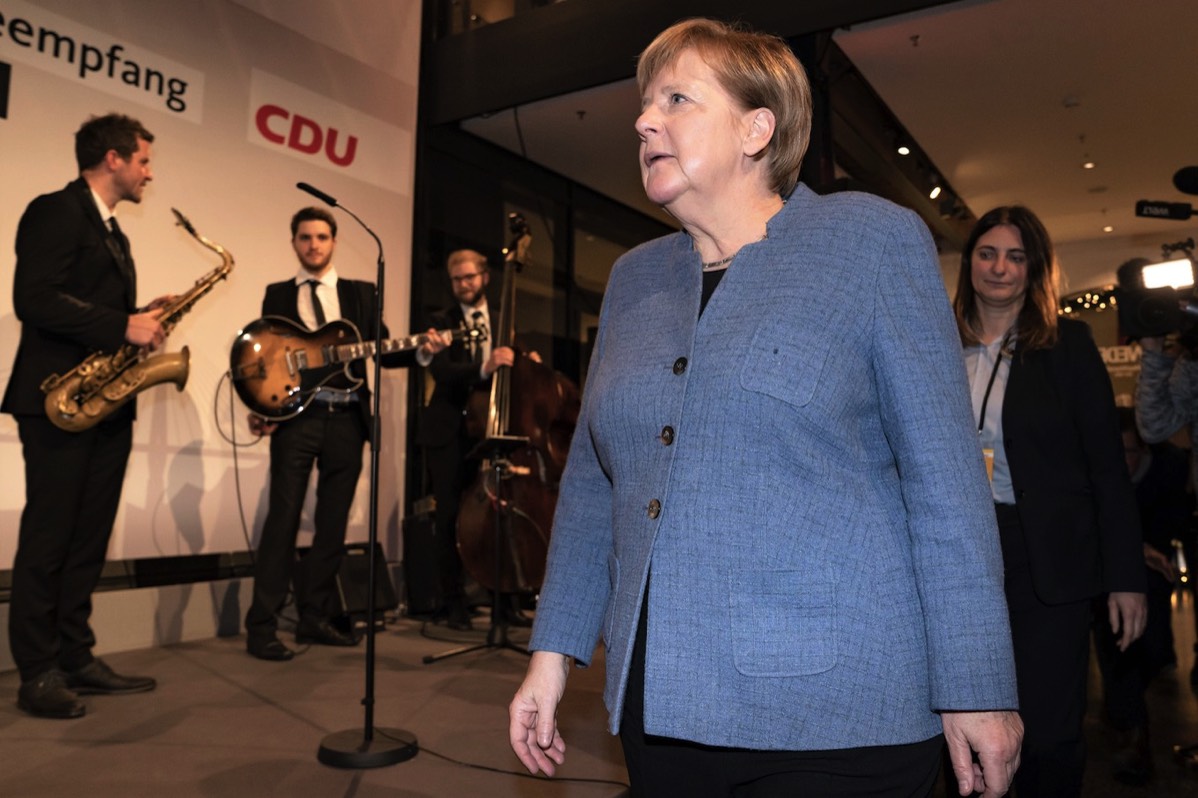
[1139,335,1166,353]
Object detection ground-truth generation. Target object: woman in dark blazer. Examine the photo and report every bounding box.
[953,205,1147,797]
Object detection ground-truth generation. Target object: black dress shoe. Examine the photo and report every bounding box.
[445,602,474,631]
[17,670,85,719]
[65,658,156,695]
[500,608,533,628]
[1112,726,1153,785]
[247,634,295,661]
[296,617,359,646]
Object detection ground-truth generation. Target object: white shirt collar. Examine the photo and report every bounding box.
[294,265,338,286]
[460,298,488,321]
[89,187,114,224]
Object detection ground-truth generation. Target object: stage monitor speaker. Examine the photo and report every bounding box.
[402,512,442,616]
[336,542,399,617]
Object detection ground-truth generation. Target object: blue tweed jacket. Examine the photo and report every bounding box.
[529,185,1017,750]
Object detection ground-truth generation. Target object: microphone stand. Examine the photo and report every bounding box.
[298,183,418,768]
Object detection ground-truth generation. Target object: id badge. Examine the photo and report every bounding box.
[981,447,995,482]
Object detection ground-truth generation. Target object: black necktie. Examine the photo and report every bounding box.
[108,217,136,301]
[306,279,327,327]
[108,217,131,262]
[471,310,485,363]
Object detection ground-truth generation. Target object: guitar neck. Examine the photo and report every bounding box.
[328,329,445,364]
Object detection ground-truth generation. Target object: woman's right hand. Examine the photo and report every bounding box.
[509,650,570,775]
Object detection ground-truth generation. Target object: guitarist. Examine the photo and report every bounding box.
[243,206,446,661]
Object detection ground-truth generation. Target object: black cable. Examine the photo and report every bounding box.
[213,368,303,634]
[212,369,260,557]
[373,727,630,790]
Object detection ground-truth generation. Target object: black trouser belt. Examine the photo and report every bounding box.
[307,400,358,413]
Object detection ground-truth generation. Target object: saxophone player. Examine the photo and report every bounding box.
[1,113,169,719]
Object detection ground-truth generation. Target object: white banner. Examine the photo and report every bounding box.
[247,68,412,193]
[0,0,204,121]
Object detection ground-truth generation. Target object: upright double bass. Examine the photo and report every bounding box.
[455,214,580,595]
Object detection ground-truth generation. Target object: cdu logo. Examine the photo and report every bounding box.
[0,61,10,119]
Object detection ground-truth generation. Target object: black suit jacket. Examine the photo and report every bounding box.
[1003,317,1146,604]
[2,178,134,417]
[260,277,414,438]
[416,303,488,448]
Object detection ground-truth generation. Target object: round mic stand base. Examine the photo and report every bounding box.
[317,727,419,769]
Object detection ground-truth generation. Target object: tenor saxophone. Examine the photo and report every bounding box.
[41,209,234,432]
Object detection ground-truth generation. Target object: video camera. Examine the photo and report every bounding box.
[1114,239,1198,339]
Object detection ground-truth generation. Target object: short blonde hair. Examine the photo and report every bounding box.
[637,18,812,197]
[446,249,488,272]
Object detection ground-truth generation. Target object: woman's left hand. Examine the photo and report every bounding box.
[1107,591,1148,651]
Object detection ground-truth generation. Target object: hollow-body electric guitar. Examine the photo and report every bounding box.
[230,315,484,420]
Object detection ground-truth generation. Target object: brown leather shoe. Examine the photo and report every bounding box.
[18,670,86,719]
[65,658,156,695]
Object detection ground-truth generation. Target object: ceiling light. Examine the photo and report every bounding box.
[897,145,910,156]
[1082,160,1096,169]
[929,186,941,200]
[1103,225,1114,233]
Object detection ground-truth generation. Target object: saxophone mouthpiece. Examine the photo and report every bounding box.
[171,208,197,236]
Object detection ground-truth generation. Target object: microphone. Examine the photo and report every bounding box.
[1173,166,1198,196]
[296,181,339,207]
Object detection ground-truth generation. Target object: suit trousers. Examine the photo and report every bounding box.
[423,434,474,603]
[9,414,132,681]
[996,503,1091,798]
[245,407,365,635]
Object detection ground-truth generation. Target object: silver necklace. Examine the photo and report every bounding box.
[701,254,735,271]
[699,232,768,272]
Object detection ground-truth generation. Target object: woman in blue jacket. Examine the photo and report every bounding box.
[509,18,1023,797]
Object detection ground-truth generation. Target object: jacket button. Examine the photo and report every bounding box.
[672,357,687,375]
[647,499,661,519]
[660,426,675,445]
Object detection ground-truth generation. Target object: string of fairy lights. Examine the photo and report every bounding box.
[1059,287,1117,315]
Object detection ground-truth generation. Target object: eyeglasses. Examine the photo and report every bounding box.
[450,272,484,284]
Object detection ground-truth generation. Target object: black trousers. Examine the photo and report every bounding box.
[422,433,474,604]
[244,407,365,635]
[10,414,132,682]
[619,594,943,797]
[996,503,1091,798]
[1091,564,1177,733]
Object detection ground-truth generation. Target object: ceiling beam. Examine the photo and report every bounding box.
[427,0,960,125]
[819,40,975,251]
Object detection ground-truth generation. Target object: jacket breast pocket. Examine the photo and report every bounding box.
[730,570,838,677]
[739,318,830,408]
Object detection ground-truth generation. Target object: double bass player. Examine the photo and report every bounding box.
[418,248,528,631]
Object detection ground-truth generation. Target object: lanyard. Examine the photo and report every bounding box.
[977,333,1010,433]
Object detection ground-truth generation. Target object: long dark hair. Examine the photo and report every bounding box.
[953,205,1059,351]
